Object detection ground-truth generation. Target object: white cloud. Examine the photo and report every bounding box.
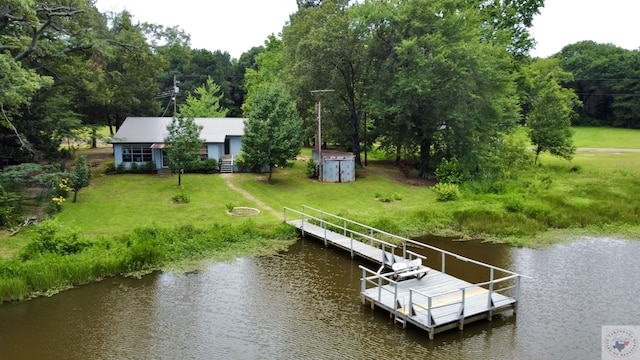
[530,0,640,57]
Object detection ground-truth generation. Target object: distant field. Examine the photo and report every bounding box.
[572,127,640,149]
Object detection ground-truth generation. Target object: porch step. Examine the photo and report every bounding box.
[220,160,233,174]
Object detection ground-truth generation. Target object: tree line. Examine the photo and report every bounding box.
[2,0,639,175]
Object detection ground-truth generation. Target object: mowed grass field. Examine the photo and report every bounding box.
[2,126,640,260]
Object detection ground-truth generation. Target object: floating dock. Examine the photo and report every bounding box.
[284,206,524,340]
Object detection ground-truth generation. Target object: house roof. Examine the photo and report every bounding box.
[112,117,246,144]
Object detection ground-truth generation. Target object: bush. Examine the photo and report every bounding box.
[185,158,218,174]
[433,183,461,202]
[101,160,117,174]
[0,185,22,228]
[171,192,190,204]
[138,161,155,174]
[306,157,317,179]
[116,162,127,173]
[435,158,468,184]
[20,220,92,260]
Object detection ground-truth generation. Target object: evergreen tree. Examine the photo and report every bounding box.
[71,156,92,203]
[242,83,303,182]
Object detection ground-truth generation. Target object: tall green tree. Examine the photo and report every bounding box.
[283,0,368,166]
[179,76,229,118]
[164,116,203,186]
[525,58,579,163]
[242,83,303,182]
[557,41,640,128]
[362,0,520,178]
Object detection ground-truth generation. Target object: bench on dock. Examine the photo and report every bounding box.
[391,258,429,280]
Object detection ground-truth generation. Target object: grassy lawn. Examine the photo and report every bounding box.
[572,127,640,149]
[2,126,640,258]
[54,173,283,237]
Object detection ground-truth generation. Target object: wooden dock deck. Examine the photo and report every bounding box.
[284,206,524,340]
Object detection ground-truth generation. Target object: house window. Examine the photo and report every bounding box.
[122,145,152,162]
[200,146,208,160]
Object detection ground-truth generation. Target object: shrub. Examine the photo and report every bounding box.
[235,153,248,172]
[185,158,218,174]
[0,185,22,228]
[171,192,190,204]
[433,183,461,202]
[101,160,116,175]
[21,220,92,260]
[138,161,156,174]
[52,178,71,198]
[435,158,467,184]
[306,157,317,179]
[116,162,127,173]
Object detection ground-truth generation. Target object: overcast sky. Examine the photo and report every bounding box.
[96,0,639,59]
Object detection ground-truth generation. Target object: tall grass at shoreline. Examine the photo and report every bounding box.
[0,220,296,303]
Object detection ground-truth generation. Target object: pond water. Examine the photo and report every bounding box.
[1,236,639,359]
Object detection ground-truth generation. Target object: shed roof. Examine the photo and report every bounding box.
[112,117,246,144]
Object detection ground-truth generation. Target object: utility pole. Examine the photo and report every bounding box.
[310,89,334,182]
[173,75,180,118]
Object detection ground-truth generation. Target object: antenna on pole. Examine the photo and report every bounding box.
[310,89,334,182]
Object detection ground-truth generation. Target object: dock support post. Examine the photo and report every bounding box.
[513,275,521,315]
[323,223,327,247]
[442,253,446,274]
[300,207,305,236]
[350,233,354,258]
[429,329,434,340]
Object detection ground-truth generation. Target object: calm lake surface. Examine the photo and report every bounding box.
[1,236,639,359]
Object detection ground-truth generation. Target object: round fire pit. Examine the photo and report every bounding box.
[227,207,260,217]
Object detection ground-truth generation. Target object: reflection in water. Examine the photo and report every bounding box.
[1,236,639,359]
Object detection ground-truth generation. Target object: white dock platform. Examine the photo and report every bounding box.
[284,206,523,340]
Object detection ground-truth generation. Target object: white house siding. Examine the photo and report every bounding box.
[229,137,242,156]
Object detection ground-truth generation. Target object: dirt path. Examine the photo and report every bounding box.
[577,148,640,153]
[220,174,282,219]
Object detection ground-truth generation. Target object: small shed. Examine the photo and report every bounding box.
[312,150,356,183]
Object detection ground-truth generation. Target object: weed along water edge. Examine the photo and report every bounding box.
[0,235,638,359]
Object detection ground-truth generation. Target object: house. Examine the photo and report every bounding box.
[112,117,245,172]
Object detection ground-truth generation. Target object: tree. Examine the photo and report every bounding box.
[283,0,368,166]
[179,76,229,118]
[361,0,520,178]
[242,83,303,182]
[525,58,579,163]
[164,116,203,186]
[70,155,92,203]
[557,41,640,128]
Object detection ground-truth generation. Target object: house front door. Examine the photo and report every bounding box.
[162,150,169,168]
[224,138,230,155]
